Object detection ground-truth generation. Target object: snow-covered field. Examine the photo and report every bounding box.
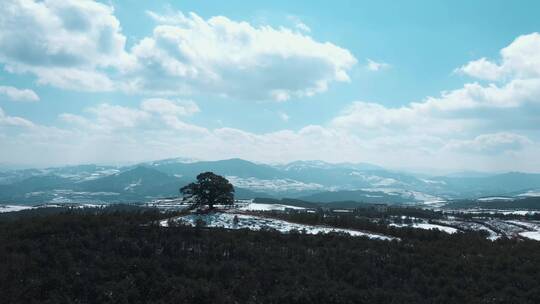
[520,231,540,241]
[445,208,540,215]
[0,203,107,212]
[477,196,514,201]
[225,176,324,192]
[161,212,397,241]
[360,187,442,203]
[146,198,192,211]
[390,222,458,234]
[436,220,500,240]
[517,190,540,197]
[0,205,34,213]
[238,202,305,212]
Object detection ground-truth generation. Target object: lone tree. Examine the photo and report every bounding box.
[180,172,235,210]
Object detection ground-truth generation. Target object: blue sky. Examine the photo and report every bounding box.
[1,0,540,172]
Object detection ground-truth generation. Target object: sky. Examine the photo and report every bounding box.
[1,0,540,172]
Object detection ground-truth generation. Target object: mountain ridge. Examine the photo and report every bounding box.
[1,158,540,204]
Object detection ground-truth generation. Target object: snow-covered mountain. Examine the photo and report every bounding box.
[1,158,540,204]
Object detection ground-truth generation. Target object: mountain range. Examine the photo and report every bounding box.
[1,158,540,205]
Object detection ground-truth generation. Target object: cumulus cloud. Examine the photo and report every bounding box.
[61,98,205,135]
[327,33,540,168]
[455,57,503,81]
[2,8,540,172]
[444,133,532,154]
[0,3,356,99]
[0,85,39,102]
[331,78,540,136]
[130,11,356,100]
[366,59,390,71]
[141,98,199,116]
[278,112,290,122]
[0,107,35,127]
[0,0,133,91]
[58,103,150,132]
[457,32,540,81]
[287,15,311,33]
[85,104,150,129]
[3,99,540,171]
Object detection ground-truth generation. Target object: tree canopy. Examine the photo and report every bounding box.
[180,172,234,209]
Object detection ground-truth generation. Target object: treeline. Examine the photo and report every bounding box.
[445,197,540,210]
[1,208,540,303]
[250,210,464,240]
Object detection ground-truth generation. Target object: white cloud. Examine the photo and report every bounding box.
[444,132,532,154]
[326,33,540,168]
[0,107,35,127]
[131,11,357,100]
[61,98,206,135]
[146,10,186,25]
[366,58,390,71]
[0,0,133,91]
[59,113,91,128]
[287,15,311,33]
[457,32,540,81]
[330,101,474,136]
[278,112,290,122]
[0,85,39,102]
[1,12,540,172]
[0,3,355,99]
[295,22,311,33]
[455,57,503,81]
[3,101,540,171]
[86,103,150,129]
[141,98,199,116]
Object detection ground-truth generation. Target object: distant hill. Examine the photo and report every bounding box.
[445,197,540,210]
[147,158,282,180]
[434,172,540,198]
[254,197,388,209]
[2,157,540,204]
[77,166,185,197]
[298,190,411,204]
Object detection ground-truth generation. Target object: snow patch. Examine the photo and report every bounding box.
[0,205,33,213]
[239,203,305,212]
[477,197,514,202]
[520,231,540,241]
[517,190,540,197]
[226,176,324,192]
[390,222,458,234]
[162,212,396,241]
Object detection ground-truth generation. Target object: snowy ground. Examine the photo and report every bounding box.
[0,203,107,212]
[517,190,540,197]
[505,220,540,241]
[477,196,514,202]
[520,231,540,241]
[390,222,458,234]
[238,202,305,212]
[482,219,536,239]
[444,209,540,215]
[146,198,192,211]
[0,205,34,213]
[161,212,397,241]
[436,220,500,240]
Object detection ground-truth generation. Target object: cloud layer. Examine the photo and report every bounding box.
[0,1,540,172]
[0,85,39,102]
[131,11,357,100]
[0,1,356,100]
[0,0,133,91]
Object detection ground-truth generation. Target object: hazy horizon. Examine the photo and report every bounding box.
[2,0,540,172]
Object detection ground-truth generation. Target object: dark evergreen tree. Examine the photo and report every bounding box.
[180,172,234,210]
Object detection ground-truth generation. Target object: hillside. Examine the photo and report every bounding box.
[1,158,540,204]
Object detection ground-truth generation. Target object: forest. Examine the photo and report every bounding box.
[1,207,539,303]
